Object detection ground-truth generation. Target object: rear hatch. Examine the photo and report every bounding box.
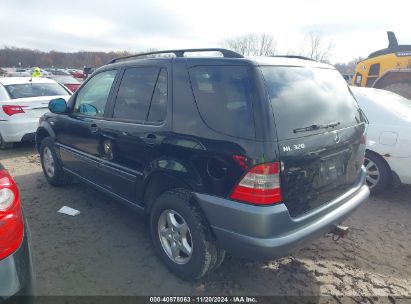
[261,66,366,217]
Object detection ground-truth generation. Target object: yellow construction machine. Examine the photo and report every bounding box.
[353,31,411,99]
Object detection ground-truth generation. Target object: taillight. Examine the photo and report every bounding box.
[2,105,26,116]
[230,162,282,205]
[360,132,367,164]
[0,170,24,260]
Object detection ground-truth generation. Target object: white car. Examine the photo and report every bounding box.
[352,87,411,193]
[0,77,71,149]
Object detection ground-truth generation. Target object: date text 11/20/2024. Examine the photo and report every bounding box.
[149,296,258,303]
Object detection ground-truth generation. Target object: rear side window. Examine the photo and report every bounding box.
[147,69,168,123]
[113,67,160,122]
[261,67,362,140]
[189,66,255,139]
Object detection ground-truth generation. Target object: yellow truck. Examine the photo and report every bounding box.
[352,32,411,99]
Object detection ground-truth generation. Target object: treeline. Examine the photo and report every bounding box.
[0,47,132,68]
[0,45,361,74]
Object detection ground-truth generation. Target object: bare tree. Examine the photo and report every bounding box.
[223,33,277,56]
[300,30,335,63]
[0,47,133,68]
[334,57,364,75]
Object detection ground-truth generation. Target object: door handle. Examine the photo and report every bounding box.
[90,123,99,133]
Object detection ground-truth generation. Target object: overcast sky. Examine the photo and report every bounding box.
[1,0,410,64]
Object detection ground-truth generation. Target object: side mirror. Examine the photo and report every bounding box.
[48,98,67,114]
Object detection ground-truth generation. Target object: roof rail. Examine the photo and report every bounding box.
[108,48,244,64]
[272,55,317,61]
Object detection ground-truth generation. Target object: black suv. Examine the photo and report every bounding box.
[36,49,369,280]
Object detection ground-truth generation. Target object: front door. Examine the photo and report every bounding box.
[56,69,118,184]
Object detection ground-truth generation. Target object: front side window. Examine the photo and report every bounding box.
[74,70,117,117]
[113,67,160,122]
[189,66,255,139]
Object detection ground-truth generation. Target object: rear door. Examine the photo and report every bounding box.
[261,66,366,217]
[97,66,170,203]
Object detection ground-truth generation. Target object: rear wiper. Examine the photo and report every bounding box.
[293,121,340,133]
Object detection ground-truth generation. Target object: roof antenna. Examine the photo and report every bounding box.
[387,31,398,48]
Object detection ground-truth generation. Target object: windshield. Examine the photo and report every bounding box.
[5,83,68,99]
[261,66,363,140]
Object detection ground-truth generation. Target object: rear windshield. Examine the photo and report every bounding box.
[261,66,362,140]
[189,65,255,139]
[5,83,68,99]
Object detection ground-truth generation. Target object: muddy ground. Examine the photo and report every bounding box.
[1,143,410,300]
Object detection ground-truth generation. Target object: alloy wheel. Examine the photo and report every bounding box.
[364,157,380,189]
[157,209,193,264]
[43,147,55,178]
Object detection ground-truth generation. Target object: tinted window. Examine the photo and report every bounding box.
[369,63,380,76]
[147,68,168,123]
[261,67,362,140]
[189,66,255,139]
[5,83,68,99]
[74,70,117,117]
[113,67,159,122]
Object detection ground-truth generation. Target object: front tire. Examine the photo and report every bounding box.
[364,151,391,194]
[0,133,13,149]
[150,189,222,280]
[40,137,73,186]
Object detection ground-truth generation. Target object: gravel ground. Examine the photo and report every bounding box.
[1,143,410,299]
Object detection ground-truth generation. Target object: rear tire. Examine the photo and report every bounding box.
[210,247,226,272]
[40,137,73,186]
[0,133,13,149]
[150,189,221,280]
[364,151,391,195]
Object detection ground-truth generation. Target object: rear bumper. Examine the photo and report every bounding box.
[0,119,39,143]
[195,167,369,260]
[0,232,33,301]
